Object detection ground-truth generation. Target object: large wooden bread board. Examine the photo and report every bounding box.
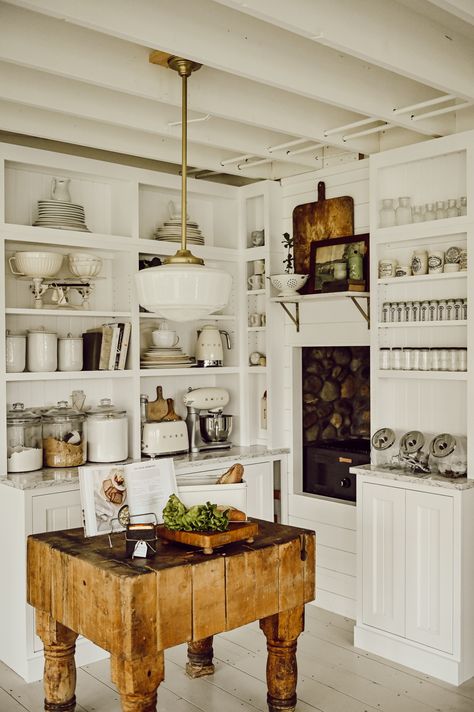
[156,521,258,554]
[293,181,354,292]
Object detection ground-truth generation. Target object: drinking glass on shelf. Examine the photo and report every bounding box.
[449,349,459,372]
[379,348,391,370]
[390,348,402,370]
[438,348,450,371]
[424,203,436,221]
[447,199,458,218]
[430,348,441,371]
[418,348,430,371]
[435,201,447,219]
[379,199,396,228]
[459,196,467,216]
[458,348,467,371]
[396,197,412,225]
[402,348,413,370]
[412,205,424,222]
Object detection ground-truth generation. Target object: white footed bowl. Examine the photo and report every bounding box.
[68,254,102,278]
[10,251,63,278]
[270,273,308,297]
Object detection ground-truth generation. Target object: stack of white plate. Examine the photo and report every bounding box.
[140,346,196,369]
[153,217,205,245]
[33,200,90,232]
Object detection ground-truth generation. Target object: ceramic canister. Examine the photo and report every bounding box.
[58,333,83,372]
[27,328,57,372]
[6,331,26,373]
[428,250,444,274]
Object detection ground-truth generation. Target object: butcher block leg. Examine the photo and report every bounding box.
[111,652,164,712]
[260,606,305,712]
[36,611,78,712]
[186,636,215,678]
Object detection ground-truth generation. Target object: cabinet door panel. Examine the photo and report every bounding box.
[244,462,274,521]
[32,491,83,534]
[361,483,405,636]
[405,490,453,653]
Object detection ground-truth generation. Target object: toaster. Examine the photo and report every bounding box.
[142,420,189,457]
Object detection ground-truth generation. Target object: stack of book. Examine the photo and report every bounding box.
[82,322,131,371]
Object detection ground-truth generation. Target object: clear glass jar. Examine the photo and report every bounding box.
[42,401,86,467]
[396,196,412,225]
[428,300,438,321]
[458,348,467,371]
[420,301,430,321]
[448,348,459,372]
[424,202,436,221]
[390,347,402,370]
[86,398,128,463]
[412,205,424,223]
[430,434,466,477]
[7,403,43,473]
[445,299,455,321]
[371,428,397,469]
[447,199,458,218]
[402,348,413,370]
[412,301,421,321]
[435,200,447,219]
[419,348,431,371]
[430,348,441,371]
[379,348,391,370]
[459,196,467,216]
[438,348,449,371]
[379,198,396,228]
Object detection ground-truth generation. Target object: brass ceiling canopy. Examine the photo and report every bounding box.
[150,51,203,265]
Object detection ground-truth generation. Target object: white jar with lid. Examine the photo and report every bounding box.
[58,333,83,371]
[87,398,128,463]
[27,327,57,372]
[6,331,26,372]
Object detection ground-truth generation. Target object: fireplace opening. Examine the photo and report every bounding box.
[302,346,370,501]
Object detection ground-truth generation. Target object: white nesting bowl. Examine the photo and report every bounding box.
[9,251,63,278]
[68,252,97,262]
[68,254,102,278]
[269,273,308,297]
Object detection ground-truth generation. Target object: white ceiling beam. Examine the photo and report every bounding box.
[0,3,381,156]
[2,0,450,138]
[0,100,311,180]
[426,0,474,25]
[214,0,474,102]
[0,62,335,170]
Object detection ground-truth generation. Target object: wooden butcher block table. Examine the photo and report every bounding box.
[27,520,315,712]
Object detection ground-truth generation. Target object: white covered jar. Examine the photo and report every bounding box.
[27,327,57,372]
[87,398,128,463]
[58,333,83,372]
[6,331,26,373]
[7,402,43,473]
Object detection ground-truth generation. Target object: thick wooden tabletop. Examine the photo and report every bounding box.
[28,520,315,659]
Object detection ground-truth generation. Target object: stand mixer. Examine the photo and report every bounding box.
[183,387,233,453]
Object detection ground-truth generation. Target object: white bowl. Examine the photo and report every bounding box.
[68,255,102,278]
[9,251,63,278]
[269,273,308,297]
[68,252,97,262]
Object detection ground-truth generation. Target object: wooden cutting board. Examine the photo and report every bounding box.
[146,386,169,422]
[293,181,354,290]
[156,521,259,554]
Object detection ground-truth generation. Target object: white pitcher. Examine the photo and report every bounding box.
[51,177,71,202]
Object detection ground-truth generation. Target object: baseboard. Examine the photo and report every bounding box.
[310,589,356,619]
[354,624,468,686]
[23,639,108,683]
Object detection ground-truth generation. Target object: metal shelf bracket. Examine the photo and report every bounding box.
[278,301,300,332]
[350,295,370,328]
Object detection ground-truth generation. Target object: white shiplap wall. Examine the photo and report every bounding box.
[276,159,370,618]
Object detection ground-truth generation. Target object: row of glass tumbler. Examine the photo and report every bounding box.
[381,298,467,323]
[380,196,467,227]
[380,347,467,372]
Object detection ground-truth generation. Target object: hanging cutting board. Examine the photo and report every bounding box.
[293,181,354,290]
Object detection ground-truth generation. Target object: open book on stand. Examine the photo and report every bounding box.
[79,459,178,537]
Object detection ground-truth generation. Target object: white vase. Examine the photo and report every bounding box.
[51,178,71,202]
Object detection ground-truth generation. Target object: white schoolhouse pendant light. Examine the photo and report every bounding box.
[135,55,232,321]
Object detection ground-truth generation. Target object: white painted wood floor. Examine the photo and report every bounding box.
[1,606,474,712]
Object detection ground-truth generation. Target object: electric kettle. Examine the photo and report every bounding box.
[195,325,231,367]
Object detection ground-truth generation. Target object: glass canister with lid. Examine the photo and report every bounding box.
[86,398,128,463]
[42,401,86,467]
[7,403,43,472]
[371,428,397,468]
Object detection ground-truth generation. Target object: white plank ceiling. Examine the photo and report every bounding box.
[0,0,473,181]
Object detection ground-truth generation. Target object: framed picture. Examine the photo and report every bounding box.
[308,233,370,294]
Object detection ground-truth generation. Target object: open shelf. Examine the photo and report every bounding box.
[378,320,467,329]
[5,308,132,318]
[270,291,370,303]
[6,370,133,381]
[139,312,236,322]
[376,369,467,380]
[378,271,466,286]
[2,223,133,251]
[137,239,238,262]
[139,366,240,377]
[373,216,469,244]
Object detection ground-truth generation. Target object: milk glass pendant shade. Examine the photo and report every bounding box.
[135,55,232,321]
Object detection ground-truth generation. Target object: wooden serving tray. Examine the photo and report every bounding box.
[156,521,259,554]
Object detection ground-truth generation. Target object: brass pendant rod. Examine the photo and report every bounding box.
[181,71,187,254]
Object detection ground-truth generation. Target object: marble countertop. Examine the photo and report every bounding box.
[0,446,289,491]
[351,463,474,491]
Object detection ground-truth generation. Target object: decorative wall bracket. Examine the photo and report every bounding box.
[28,278,96,309]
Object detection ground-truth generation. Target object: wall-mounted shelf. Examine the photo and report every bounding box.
[378,320,467,329]
[378,271,466,286]
[6,370,133,382]
[139,312,236,322]
[270,292,370,332]
[377,369,467,380]
[5,308,132,318]
[139,366,240,377]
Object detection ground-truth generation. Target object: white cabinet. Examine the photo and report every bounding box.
[361,482,405,636]
[405,489,453,654]
[32,490,83,533]
[356,474,474,685]
[244,461,274,521]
